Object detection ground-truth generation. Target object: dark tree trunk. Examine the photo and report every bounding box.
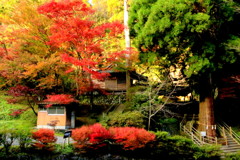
[198,74,216,137]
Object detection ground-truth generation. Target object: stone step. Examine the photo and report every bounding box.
[220,133,240,155]
[221,149,240,153]
[226,141,239,145]
[222,145,240,150]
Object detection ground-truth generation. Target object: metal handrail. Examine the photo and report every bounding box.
[221,122,240,145]
[180,114,206,145]
[217,123,228,145]
[180,119,240,146]
[182,125,204,146]
[191,126,218,144]
[180,114,219,145]
[181,123,219,145]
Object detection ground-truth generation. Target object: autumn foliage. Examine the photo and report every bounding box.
[71,123,156,151]
[0,0,129,100]
[8,85,38,97]
[32,128,57,150]
[6,85,39,115]
[72,123,112,150]
[44,94,77,107]
[109,127,156,150]
[7,85,36,105]
[37,0,126,95]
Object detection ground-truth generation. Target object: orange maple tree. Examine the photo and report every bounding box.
[0,0,67,92]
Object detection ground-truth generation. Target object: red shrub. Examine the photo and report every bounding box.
[72,123,111,149]
[9,108,27,117]
[109,127,156,150]
[72,123,156,151]
[32,128,57,150]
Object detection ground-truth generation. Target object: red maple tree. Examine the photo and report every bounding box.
[7,85,40,115]
[38,0,126,96]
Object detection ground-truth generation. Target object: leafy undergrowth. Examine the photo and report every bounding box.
[0,91,36,125]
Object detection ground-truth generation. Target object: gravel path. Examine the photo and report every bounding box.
[2,136,74,146]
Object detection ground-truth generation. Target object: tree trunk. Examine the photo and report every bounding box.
[26,96,37,116]
[198,75,216,137]
[148,86,152,131]
[88,74,94,109]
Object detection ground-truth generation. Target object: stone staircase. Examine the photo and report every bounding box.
[221,131,240,154]
[180,116,240,157]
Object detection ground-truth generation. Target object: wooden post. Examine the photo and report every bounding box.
[71,111,75,128]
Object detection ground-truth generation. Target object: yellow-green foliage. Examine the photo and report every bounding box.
[0,120,32,134]
[0,91,36,125]
[100,110,145,128]
[0,92,25,120]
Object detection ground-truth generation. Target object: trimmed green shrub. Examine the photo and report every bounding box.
[151,131,221,160]
[100,111,145,128]
[194,144,222,160]
[54,144,74,155]
[224,151,240,160]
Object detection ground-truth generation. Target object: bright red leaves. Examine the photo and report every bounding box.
[109,127,156,150]
[38,0,125,95]
[71,123,156,150]
[44,94,77,107]
[72,123,112,149]
[32,128,57,149]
